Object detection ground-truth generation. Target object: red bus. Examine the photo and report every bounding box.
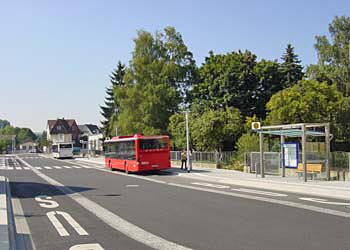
[104,134,171,173]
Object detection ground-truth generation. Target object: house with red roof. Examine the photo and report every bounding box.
[46,118,80,146]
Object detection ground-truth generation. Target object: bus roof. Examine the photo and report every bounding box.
[52,142,73,145]
[104,134,169,143]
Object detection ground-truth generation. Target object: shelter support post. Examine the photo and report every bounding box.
[281,135,285,177]
[259,132,265,178]
[325,123,330,181]
[302,125,307,182]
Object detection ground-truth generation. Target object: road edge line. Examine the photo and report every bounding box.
[5,177,18,250]
[26,156,350,219]
[18,157,192,250]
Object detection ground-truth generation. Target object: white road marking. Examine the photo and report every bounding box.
[231,188,288,197]
[23,167,30,170]
[71,166,82,169]
[46,211,69,236]
[6,167,13,170]
[126,185,139,187]
[0,176,7,225]
[35,167,42,170]
[191,182,230,189]
[12,198,37,249]
[71,159,350,214]
[20,159,192,250]
[47,211,89,236]
[44,166,52,170]
[167,182,350,218]
[0,194,7,225]
[63,166,72,169]
[69,243,105,250]
[35,195,59,208]
[80,165,92,169]
[53,166,62,169]
[299,197,350,206]
[15,167,22,170]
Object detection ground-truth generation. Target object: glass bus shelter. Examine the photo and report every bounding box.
[254,123,331,182]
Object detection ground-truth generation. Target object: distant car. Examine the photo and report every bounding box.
[29,149,37,153]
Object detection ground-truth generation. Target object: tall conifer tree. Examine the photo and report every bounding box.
[280,44,304,88]
[100,61,125,137]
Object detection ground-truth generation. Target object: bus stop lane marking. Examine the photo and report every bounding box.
[191,182,230,189]
[299,197,350,207]
[231,188,288,197]
[126,185,139,187]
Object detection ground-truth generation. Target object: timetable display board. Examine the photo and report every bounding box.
[282,142,298,168]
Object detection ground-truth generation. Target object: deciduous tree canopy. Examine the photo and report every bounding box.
[307,16,350,95]
[115,27,197,135]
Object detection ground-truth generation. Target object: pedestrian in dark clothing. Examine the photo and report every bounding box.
[181,150,187,170]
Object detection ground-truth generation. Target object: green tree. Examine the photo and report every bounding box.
[192,51,285,118]
[266,79,341,125]
[0,119,10,129]
[37,131,49,148]
[0,125,16,136]
[191,50,258,118]
[116,27,197,135]
[280,44,304,88]
[100,61,126,137]
[254,60,284,118]
[168,113,186,149]
[307,16,350,95]
[16,128,37,144]
[0,125,16,153]
[190,107,243,151]
[333,97,350,147]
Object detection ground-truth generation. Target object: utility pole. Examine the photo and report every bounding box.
[185,110,191,173]
[348,40,350,96]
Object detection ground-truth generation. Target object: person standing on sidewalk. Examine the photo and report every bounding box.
[181,150,187,170]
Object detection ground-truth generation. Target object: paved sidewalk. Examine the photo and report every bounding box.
[0,176,10,250]
[169,165,350,200]
[74,157,350,200]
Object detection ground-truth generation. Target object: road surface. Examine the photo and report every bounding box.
[1,154,350,250]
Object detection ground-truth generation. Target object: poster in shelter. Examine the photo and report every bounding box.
[282,143,298,168]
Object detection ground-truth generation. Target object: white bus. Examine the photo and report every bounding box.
[51,143,73,159]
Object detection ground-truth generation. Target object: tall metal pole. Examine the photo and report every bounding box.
[259,131,265,178]
[348,40,350,96]
[325,123,330,181]
[12,136,15,154]
[302,125,307,182]
[348,152,350,178]
[281,135,285,177]
[185,110,190,173]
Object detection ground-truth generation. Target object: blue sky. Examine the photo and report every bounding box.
[1,0,350,132]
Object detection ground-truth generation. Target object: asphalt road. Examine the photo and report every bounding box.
[1,154,350,250]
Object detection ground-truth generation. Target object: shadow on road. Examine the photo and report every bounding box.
[130,167,212,177]
[9,181,95,199]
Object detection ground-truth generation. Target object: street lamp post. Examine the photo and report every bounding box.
[185,110,191,172]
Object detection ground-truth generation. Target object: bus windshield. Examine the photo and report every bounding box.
[105,140,136,160]
[60,143,72,149]
[52,145,58,152]
[139,138,168,150]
